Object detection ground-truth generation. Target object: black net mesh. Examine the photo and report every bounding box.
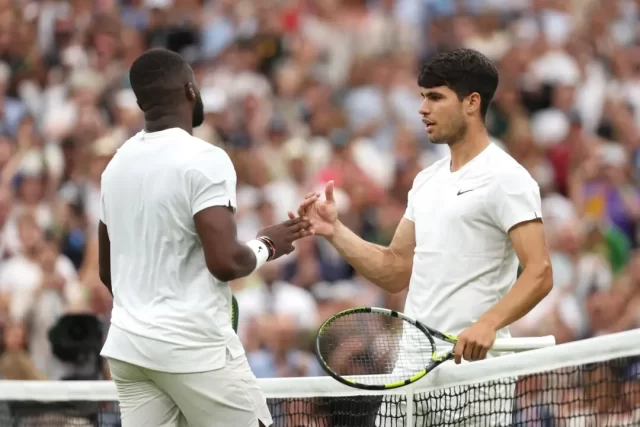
[2,357,639,426]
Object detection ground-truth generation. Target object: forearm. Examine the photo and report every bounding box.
[606,297,640,333]
[479,261,553,331]
[98,222,113,297]
[216,243,259,282]
[327,221,410,293]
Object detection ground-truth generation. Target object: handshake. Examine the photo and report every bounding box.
[255,181,338,260]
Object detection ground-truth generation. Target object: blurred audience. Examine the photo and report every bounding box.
[0,0,638,387]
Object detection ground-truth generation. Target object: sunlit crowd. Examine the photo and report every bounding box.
[0,0,638,386]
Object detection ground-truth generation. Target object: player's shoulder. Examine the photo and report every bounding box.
[101,131,143,173]
[485,144,539,193]
[181,137,233,173]
[182,134,226,156]
[173,137,237,187]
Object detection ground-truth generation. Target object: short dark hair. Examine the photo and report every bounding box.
[129,48,192,112]
[418,49,499,118]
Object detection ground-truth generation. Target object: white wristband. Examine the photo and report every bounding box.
[247,239,269,271]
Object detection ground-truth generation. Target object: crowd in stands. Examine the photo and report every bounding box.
[0,0,638,382]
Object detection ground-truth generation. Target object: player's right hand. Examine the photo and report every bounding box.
[258,216,314,259]
[289,180,339,238]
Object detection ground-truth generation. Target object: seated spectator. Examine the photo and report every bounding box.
[0,321,45,380]
[4,221,84,379]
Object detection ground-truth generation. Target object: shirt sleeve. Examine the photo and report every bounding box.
[188,148,238,216]
[488,167,542,233]
[403,171,425,222]
[403,185,416,222]
[99,189,106,223]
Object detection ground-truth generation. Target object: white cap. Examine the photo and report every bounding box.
[92,130,125,157]
[542,194,577,224]
[144,0,173,9]
[69,68,104,94]
[201,87,228,114]
[531,51,580,87]
[600,142,627,167]
[114,89,138,110]
[19,152,44,177]
[530,109,570,148]
[282,137,307,161]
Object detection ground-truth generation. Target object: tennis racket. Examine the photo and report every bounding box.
[231,295,239,333]
[315,307,556,390]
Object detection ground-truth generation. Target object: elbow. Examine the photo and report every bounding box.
[99,268,112,296]
[207,264,238,282]
[381,250,411,294]
[99,268,110,287]
[206,255,246,282]
[538,260,553,298]
[203,242,256,282]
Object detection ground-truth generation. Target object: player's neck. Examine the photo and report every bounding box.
[144,114,193,135]
[448,129,490,173]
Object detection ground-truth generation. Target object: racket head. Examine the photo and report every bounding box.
[231,295,239,332]
[315,307,440,390]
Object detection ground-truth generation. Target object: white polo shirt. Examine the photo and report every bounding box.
[404,143,542,342]
[99,128,244,374]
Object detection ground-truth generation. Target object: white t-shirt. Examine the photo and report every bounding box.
[99,128,244,374]
[404,143,542,342]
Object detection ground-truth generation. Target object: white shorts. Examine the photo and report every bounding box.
[376,378,516,427]
[107,353,273,427]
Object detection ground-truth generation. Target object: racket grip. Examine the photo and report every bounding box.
[491,335,556,351]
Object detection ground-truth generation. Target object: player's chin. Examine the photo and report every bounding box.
[428,135,448,145]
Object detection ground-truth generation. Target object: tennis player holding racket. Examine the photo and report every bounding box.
[295,49,553,426]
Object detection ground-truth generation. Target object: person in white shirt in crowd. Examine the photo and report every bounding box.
[236,258,322,378]
[295,48,554,426]
[98,48,313,427]
[0,213,82,380]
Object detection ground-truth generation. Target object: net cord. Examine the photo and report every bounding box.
[0,329,638,402]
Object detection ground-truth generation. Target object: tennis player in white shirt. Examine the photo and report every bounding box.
[296,48,553,426]
[98,49,313,427]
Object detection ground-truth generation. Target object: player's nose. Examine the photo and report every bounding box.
[418,98,430,115]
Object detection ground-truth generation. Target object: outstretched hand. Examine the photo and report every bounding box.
[258,216,315,260]
[288,181,339,238]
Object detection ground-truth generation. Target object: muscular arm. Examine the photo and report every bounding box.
[478,219,553,330]
[98,221,112,296]
[194,206,258,282]
[189,148,261,282]
[327,218,415,294]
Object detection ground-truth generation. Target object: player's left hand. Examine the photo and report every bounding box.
[453,321,496,364]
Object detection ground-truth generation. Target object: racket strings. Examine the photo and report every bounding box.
[318,312,435,386]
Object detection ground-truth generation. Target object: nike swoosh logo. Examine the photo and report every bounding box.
[457,189,475,195]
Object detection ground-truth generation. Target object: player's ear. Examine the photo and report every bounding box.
[185,83,196,102]
[465,92,481,116]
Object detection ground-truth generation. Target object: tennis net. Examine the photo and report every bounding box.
[0,329,639,426]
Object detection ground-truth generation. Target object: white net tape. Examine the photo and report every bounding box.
[0,330,638,426]
[0,330,636,401]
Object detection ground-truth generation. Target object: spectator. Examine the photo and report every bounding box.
[0,0,637,389]
[0,321,45,380]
